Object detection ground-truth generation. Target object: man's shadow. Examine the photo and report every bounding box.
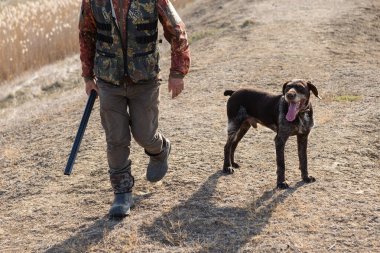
[45,216,120,253]
[44,194,151,253]
[142,171,304,252]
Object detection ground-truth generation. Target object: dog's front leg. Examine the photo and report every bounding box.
[275,134,289,189]
[297,134,316,183]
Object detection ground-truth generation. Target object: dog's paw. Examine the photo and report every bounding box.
[223,167,235,174]
[231,162,240,168]
[303,176,316,183]
[277,181,289,189]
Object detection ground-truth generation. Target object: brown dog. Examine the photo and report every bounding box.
[223,79,321,189]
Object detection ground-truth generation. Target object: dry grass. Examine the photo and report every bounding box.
[188,29,218,44]
[173,0,195,8]
[0,0,80,83]
[333,94,362,102]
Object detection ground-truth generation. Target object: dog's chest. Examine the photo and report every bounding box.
[296,112,313,134]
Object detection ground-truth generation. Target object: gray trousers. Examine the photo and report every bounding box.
[97,79,164,186]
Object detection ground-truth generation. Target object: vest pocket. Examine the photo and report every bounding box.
[97,49,116,58]
[136,20,158,31]
[129,50,159,82]
[133,49,155,58]
[135,32,158,44]
[94,51,121,85]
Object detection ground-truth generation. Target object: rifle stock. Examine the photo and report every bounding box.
[64,90,97,175]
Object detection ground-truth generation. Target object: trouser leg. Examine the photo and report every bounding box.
[128,81,164,155]
[127,81,170,182]
[97,80,134,218]
[97,80,134,192]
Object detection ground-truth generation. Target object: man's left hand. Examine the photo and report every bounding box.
[168,77,184,99]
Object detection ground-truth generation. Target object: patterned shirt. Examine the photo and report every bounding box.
[79,0,190,79]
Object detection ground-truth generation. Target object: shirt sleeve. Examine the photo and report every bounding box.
[79,0,96,78]
[157,0,190,78]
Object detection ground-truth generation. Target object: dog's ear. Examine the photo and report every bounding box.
[307,81,322,99]
[282,81,290,95]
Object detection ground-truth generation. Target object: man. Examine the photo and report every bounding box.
[79,0,190,218]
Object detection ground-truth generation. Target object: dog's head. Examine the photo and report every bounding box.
[282,79,321,122]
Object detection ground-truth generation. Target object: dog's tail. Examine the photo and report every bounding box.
[224,90,235,96]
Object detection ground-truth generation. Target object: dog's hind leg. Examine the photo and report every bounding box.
[223,133,235,174]
[230,121,251,168]
[223,107,248,174]
[223,121,243,174]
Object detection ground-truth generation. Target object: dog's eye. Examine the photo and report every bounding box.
[286,85,298,92]
[294,86,306,93]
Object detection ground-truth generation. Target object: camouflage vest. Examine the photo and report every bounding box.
[90,0,159,85]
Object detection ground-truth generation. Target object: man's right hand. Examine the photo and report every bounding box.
[84,78,99,96]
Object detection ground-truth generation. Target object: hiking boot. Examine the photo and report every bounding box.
[146,138,171,182]
[109,192,134,218]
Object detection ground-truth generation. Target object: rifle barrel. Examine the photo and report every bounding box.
[64,90,97,176]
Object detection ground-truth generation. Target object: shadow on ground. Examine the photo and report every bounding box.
[142,171,304,252]
[44,194,152,253]
[45,216,120,253]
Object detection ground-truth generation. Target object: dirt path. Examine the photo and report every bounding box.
[0,0,379,252]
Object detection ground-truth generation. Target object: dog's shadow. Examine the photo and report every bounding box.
[142,171,304,252]
[44,194,152,253]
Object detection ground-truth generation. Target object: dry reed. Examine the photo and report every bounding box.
[0,0,79,83]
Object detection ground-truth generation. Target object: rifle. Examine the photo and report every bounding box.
[64,90,97,176]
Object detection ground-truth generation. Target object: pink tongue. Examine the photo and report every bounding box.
[286,103,298,122]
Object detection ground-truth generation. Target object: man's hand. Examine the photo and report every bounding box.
[84,78,99,96]
[168,77,184,99]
